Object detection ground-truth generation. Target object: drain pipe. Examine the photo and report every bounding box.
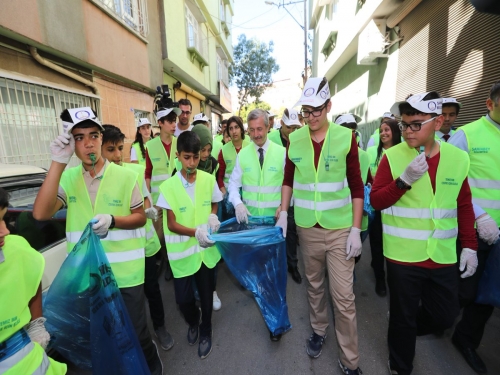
[29,46,100,96]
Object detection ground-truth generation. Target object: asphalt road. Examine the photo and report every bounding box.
[64,239,500,375]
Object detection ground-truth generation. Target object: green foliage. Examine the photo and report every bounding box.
[229,34,279,114]
[239,101,271,123]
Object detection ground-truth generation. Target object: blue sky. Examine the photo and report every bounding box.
[231,0,308,82]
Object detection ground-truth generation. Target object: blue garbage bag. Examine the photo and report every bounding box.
[475,240,500,307]
[209,216,291,336]
[364,184,375,220]
[43,222,150,374]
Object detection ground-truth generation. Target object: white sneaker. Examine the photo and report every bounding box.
[213,291,221,311]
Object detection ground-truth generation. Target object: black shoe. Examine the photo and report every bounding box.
[187,308,202,346]
[198,331,213,359]
[148,341,164,375]
[452,337,487,373]
[269,331,282,341]
[288,266,302,284]
[154,326,174,351]
[338,359,363,374]
[375,278,387,297]
[164,263,173,281]
[306,332,326,358]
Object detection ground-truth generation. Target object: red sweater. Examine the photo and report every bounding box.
[145,141,172,180]
[216,145,245,188]
[370,153,477,269]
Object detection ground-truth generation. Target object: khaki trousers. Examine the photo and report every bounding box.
[297,226,359,370]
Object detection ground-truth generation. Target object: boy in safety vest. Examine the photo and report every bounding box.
[155,131,222,360]
[227,109,290,340]
[448,82,500,374]
[0,187,67,375]
[279,77,365,375]
[101,124,174,351]
[370,93,478,375]
[33,107,164,375]
[436,97,461,142]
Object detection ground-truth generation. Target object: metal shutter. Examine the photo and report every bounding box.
[396,0,500,126]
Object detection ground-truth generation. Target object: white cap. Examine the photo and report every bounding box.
[390,93,443,116]
[137,118,151,128]
[294,77,330,108]
[334,113,362,125]
[266,110,276,118]
[382,112,395,119]
[442,97,462,108]
[63,107,104,133]
[281,108,302,127]
[192,113,210,124]
[156,107,182,120]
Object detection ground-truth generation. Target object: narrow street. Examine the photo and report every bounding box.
[65,239,500,375]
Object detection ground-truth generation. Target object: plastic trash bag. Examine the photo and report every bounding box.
[209,216,291,336]
[364,184,374,220]
[43,222,150,374]
[475,240,500,307]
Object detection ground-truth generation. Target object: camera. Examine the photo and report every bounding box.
[154,85,179,114]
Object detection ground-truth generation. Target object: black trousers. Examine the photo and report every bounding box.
[286,206,298,269]
[369,210,385,280]
[173,263,215,337]
[144,255,165,329]
[120,284,157,364]
[387,262,460,375]
[453,234,495,349]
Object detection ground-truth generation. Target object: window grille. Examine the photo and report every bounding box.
[93,0,149,37]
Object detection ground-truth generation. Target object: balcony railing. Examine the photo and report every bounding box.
[93,0,149,37]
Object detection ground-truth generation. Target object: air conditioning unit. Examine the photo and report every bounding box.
[357,19,389,65]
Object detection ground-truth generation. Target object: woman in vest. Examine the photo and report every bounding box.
[0,187,67,374]
[131,118,153,166]
[366,118,401,296]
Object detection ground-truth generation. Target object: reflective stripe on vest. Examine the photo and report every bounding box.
[462,116,500,226]
[147,136,177,204]
[239,141,285,217]
[382,142,469,264]
[0,342,50,374]
[288,123,353,229]
[221,140,250,186]
[159,171,221,278]
[60,163,146,288]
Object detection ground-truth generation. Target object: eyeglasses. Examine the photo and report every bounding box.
[180,111,191,116]
[300,103,328,118]
[398,116,437,132]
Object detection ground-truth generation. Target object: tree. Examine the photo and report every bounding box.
[239,101,271,123]
[229,34,279,115]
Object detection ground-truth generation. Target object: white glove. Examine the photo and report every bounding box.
[459,248,478,278]
[50,133,75,164]
[346,227,362,260]
[92,214,113,236]
[400,153,428,186]
[195,227,215,248]
[145,207,158,221]
[476,214,500,245]
[235,203,251,224]
[208,213,221,233]
[275,211,288,237]
[26,317,51,350]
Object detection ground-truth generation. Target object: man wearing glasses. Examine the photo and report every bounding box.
[278,77,364,375]
[174,98,193,137]
[370,92,478,375]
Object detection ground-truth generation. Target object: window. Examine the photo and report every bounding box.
[185,4,209,68]
[93,0,149,37]
[220,0,226,22]
[216,54,229,86]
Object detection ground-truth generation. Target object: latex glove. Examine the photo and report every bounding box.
[346,227,362,261]
[92,214,112,236]
[208,213,221,233]
[235,203,251,224]
[275,211,288,237]
[50,133,75,164]
[195,227,215,248]
[26,317,51,350]
[145,207,158,221]
[476,214,500,245]
[459,248,478,278]
[400,153,428,186]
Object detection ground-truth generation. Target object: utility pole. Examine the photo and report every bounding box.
[303,0,307,85]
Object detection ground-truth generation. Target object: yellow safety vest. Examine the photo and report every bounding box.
[238,142,285,217]
[382,142,469,263]
[268,129,284,146]
[359,148,370,231]
[159,172,221,278]
[366,146,382,177]
[60,163,146,288]
[131,142,147,166]
[288,123,353,229]
[147,136,177,204]
[461,116,500,226]
[0,235,67,375]
[221,140,250,187]
[123,163,161,257]
[211,139,224,159]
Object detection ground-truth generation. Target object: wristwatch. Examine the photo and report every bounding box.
[109,215,116,229]
[395,177,411,190]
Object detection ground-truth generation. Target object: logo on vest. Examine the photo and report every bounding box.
[103,194,123,207]
[244,167,252,172]
[268,166,278,172]
[441,178,458,186]
[203,200,211,207]
[326,155,338,162]
[69,196,77,203]
[151,157,161,162]
[179,207,187,213]
[0,315,21,333]
[471,147,490,154]
[290,157,302,163]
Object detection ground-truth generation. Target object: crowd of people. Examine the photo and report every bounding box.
[1,76,499,375]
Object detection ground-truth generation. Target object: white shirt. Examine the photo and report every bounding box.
[130,146,138,162]
[435,130,453,142]
[174,124,193,137]
[228,138,286,208]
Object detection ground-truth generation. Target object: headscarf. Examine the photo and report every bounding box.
[191,124,213,173]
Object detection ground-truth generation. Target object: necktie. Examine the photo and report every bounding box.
[443,134,450,142]
[258,147,264,168]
